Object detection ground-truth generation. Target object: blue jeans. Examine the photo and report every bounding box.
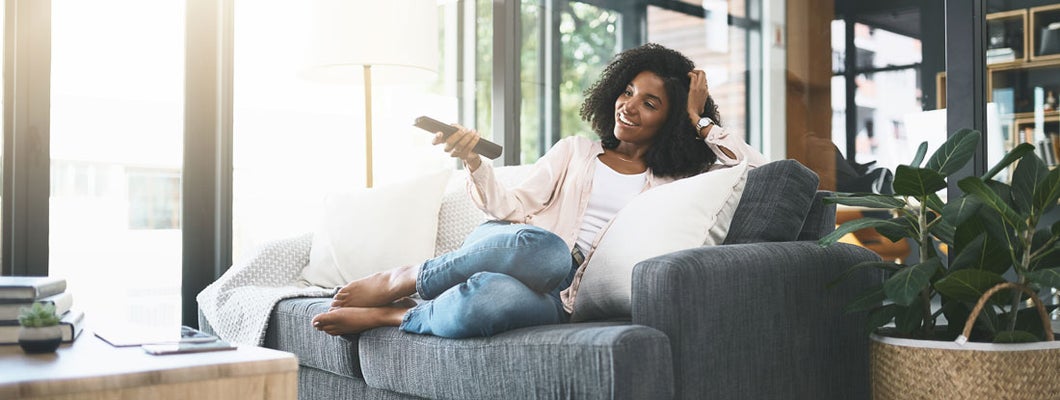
[399,221,576,338]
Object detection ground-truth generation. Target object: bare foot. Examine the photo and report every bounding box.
[331,264,419,308]
[312,298,417,336]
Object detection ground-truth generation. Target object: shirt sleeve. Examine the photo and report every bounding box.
[704,125,769,168]
[466,137,574,222]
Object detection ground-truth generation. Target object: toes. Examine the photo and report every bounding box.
[311,312,331,330]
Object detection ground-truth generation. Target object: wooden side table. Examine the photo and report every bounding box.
[0,330,297,400]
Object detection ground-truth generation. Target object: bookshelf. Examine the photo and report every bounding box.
[986,6,1060,167]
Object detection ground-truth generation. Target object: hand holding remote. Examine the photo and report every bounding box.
[414,116,503,160]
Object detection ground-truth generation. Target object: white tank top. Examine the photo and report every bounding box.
[576,158,647,253]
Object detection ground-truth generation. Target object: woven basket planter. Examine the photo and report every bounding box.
[870,332,1060,399]
[871,283,1060,400]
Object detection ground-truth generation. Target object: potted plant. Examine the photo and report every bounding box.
[18,301,63,353]
[820,128,1060,398]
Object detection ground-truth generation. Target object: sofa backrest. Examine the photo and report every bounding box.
[723,159,825,244]
[433,159,831,256]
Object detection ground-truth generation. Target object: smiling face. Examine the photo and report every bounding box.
[613,70,671,146]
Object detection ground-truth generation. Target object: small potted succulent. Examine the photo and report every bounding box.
[18,302,62,353]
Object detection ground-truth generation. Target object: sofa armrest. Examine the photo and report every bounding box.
[632,241,880,400]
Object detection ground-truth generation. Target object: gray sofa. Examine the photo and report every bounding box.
[203,159,880,400]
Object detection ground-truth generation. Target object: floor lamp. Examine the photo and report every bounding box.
[303,0,439,188]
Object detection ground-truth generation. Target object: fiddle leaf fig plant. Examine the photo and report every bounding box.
[820,128,1060,342]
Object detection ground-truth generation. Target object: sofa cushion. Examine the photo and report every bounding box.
[265,297,365,379]
[358,323,673,400]
[724,159,820,244]
[570,161,748,322]
[302,168,451,289]
[798,191,837,241]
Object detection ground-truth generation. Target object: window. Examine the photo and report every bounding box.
[49,0,186,327]
[648,3,751,138]
[520,1,619,163]
[518,0,761,163]
[231,0,453,259]
[830,21,925,174]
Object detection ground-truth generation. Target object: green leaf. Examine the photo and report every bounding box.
[823,194,906,209]
[925,128,980,176]
[994,330,1040,343]
[866,304,899,336]
[983,142,1036,181]
[1025,267,1060,290]
[949,233,1011,275]
[828,262,897,289]
[894,298,925,334]
[884,259,940,306]
[1033,165,1060,214]
[1031,232,1060,271]
[958,177,1028,231]
[986,180,1016,216]
[930,217,956,245]
[909,141,929,168]
[934,269,1007,303]
[925,193,946,215]
[942,196,983,228]
[1011,152,1048,215]
[976,205,1020,255]
[819,218,909,247]
[893,166,947,197]
[1001,305,1058,340]
[875,217,916,243]
[844,285,888,313]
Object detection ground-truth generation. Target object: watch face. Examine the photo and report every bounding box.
[698,117,714,129]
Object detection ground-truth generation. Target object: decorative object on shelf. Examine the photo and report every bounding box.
[986,9,1026,65]
[301,0,438,189]
[17,302,62,354]
[820,129,1060,398]
[1040,21,1060,56]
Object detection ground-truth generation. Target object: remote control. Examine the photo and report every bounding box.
[414,116,503,159]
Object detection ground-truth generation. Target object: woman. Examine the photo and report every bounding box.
[312,43,767,338]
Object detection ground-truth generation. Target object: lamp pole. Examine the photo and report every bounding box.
[364,64,373,188]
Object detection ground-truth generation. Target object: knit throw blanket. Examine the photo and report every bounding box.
[196,234,333,346]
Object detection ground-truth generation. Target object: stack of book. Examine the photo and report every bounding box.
[986,47,1016,64]
[0,276,84,344]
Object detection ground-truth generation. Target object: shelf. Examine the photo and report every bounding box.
[988,10,1028,66]
[1012,114,1060,167]
[1031,4,1060,62]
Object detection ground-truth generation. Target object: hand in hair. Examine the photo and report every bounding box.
[687,69,710,123]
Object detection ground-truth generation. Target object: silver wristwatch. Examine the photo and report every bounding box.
[695,117,715,131]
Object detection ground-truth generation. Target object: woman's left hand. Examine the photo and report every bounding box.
[687,70,709,120]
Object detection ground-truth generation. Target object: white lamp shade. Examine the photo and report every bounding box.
[303,0,439,84]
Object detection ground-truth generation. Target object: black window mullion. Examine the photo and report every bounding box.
[944,0,987,201]
[182,0,233,327]
[3,0,51,277]
[494,0,521,166]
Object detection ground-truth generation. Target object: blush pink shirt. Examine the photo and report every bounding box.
[465,126,768,312]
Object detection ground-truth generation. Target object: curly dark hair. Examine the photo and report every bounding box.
[579,43,720,178]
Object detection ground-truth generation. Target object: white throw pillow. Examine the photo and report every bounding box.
[300,168,452,289]
[570,161,749,322]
